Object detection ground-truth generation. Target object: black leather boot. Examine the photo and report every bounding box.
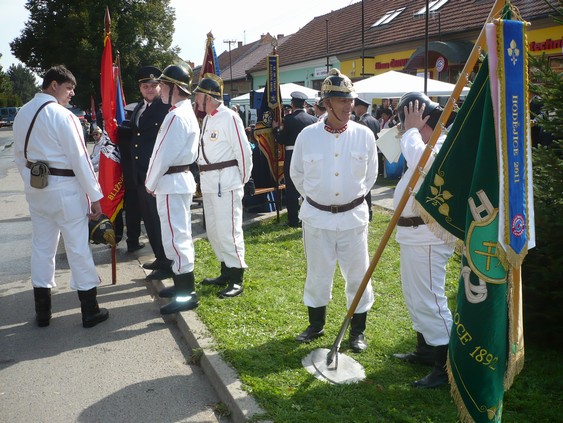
[202,262,229,287]
[34,287,52,327]
[393,332,435,366]
[218,267,244,298]
[412,344,449,388]
[349,312,368,353]
[296,306,326,342]
[160,272,198,314]
[77,287,109,328]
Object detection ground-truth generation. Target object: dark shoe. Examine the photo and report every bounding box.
[77,287,109,328]
[34,287,52,327]
[349,312,368,352]
[393,332,435,366]
[160,293,198,314]
[158,285,176,298]
[412,367,448,388]
[127,242,145,253]
[146,268,174,280]
[296,325,325,342]
[218,283,243,298]
[142,260,160,270]
[413,345,449,389]
[202,262,229,286]
[218,267,244,298]
[287,221,302,228]
[160,272,198,314]
[349,333,367,353]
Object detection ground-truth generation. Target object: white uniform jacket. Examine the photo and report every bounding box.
[197,104,252,194]
[393,127,447,245]
[291,120,378,231]
[145,99,199,194]
[14,93,102,201]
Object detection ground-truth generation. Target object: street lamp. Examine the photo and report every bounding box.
[224,39,237,96]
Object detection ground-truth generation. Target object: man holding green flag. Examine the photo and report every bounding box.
[414,14,533,422]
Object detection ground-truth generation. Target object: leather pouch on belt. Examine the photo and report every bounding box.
[30,161,50,189]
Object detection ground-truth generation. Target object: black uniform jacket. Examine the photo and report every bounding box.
[275,109,317,146]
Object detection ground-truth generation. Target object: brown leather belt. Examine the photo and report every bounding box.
[306,196,365,214]
[397,216,426,227]
[199,159,238,172]
[164,164,191,175]
[26,160,75,176]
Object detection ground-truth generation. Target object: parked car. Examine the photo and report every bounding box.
[0,107,21,126]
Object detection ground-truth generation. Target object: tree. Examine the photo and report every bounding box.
[7,64,39,104]
[0,58,16,108]
[10,0,180,108]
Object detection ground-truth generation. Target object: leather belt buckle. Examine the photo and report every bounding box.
[330,205,339,214]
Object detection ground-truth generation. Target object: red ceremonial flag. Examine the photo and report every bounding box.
[98,6,124,222]
[196,32,221,120]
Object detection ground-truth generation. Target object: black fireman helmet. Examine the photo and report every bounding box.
[193,73,223,100]
[320,68,357,101]
[398,92,442,129]
[157,64,193,95]
[88,214,116,246]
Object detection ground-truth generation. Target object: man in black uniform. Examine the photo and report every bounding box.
[273,91,317,228]
[129,66,173,280]
[354,97,381,221]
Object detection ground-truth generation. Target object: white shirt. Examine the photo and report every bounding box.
[197,104,253,194]
[13,92,102,201]
[291,120,378,230]
[145,99,199,194]
[393,127,447,245]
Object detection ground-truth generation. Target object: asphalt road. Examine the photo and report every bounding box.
[0,127,230,423]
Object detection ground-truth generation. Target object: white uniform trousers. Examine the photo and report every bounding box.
[302,223,374,313]
[202,188,247,269]
[26,182,99,291]
[156,193,195,274]
[399,243,455,346]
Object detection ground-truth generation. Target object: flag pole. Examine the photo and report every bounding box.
[322,0,506,370]
[104,6,117,285]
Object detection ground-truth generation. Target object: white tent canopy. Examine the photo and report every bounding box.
[231,82,319,107]
[353,71,470,102]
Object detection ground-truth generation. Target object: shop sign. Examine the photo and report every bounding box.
[436,56,447,72]
[375,58,409,70]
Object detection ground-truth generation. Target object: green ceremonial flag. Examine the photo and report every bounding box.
[415,57,510,422]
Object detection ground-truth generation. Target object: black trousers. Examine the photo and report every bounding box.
[124,188,142,245]
[283,150,300,225]
[136,183,168,266]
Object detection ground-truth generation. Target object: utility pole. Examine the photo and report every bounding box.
[325,19,329,74]
[224,39,237,96]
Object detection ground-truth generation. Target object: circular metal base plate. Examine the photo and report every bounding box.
[302,348,366,384]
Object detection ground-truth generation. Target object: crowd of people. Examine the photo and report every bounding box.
[13,63,454,389]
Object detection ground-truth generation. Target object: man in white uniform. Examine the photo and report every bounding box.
[392,92,456,388]
[193,74,252,299]
[290,69,378,353]
[13,65,109,328]
[145,64,200,314]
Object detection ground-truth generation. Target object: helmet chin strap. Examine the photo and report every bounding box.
[202,95,208,114]
[168,84,174,106]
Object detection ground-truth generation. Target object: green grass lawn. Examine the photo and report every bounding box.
[192,209,561,422]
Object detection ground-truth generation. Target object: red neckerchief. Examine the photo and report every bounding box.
[324,123,347,134]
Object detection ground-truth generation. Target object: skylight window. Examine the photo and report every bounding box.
[414,0,449,16]
[371,7,405,27]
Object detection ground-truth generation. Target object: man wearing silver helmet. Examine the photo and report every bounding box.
[290,69,378,353]
[391,92,456,388]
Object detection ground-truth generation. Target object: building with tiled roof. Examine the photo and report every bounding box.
[243,0,560,93]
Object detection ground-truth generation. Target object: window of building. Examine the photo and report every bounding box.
[371,8,406,27]
[414,0,449,16]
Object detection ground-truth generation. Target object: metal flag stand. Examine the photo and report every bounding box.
[302,0,505,384]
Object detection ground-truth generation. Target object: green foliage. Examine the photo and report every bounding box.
[522,50,563,349]
[10,0,180,108]
[191,211,559,422]
[7,64,38,104]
